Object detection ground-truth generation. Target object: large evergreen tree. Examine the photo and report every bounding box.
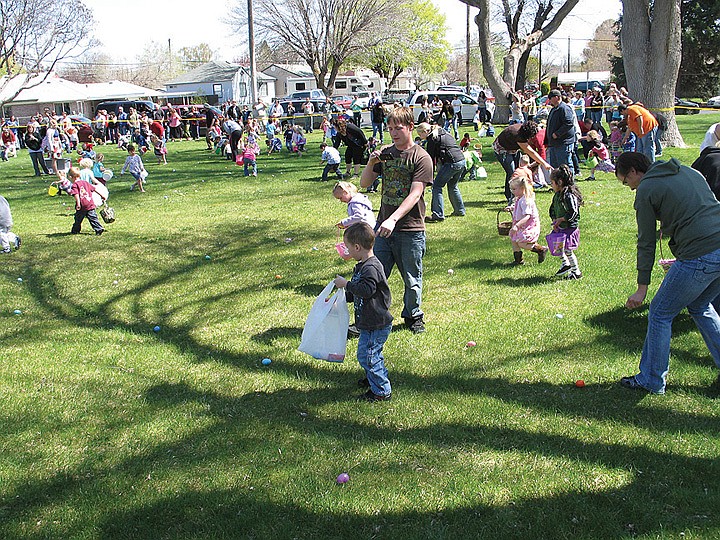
[676,0,720,97]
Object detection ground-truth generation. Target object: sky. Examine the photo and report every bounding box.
[79,0,622,67]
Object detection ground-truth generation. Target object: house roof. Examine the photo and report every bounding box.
[0,73,161,105]
[166,61,275,86]
[262,63,314,78]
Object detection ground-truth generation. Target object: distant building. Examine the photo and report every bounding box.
[164,61,275,106]
[0,72,161,122]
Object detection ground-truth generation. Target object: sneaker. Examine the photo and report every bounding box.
[14,235,21,250]
[405,317,426,334]
[424,214,444,223]
[619,375,664,394]
[348,324,360,338]
[358,389,392,402]
[358,377,370,388]
[587,175,595,181]
[96,229,105,236]
[450,211,466,217]
[1,248,10,254]
[130,184,135,191]
[566,271,582,280]
[555,265,572,277]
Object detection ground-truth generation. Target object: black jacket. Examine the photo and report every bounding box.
[692,147,720,200]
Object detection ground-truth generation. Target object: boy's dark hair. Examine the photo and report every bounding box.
[344,223,375,250]
[320,142,327,149]
[518,120,539,140]
[551,164,584,205]
[615,151,651,176]
[127,143,135,152]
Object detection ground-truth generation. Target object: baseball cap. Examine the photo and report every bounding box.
[548,89,562,99]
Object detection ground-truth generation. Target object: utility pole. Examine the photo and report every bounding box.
[538,42,542,84]
[465,4,470,91]
[567,37,571,73]
[248,0,258,106]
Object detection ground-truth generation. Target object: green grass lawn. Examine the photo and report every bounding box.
[1,115,719,539]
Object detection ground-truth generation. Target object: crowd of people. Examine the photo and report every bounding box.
[2,83,720,400]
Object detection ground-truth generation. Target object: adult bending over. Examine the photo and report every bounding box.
[617,152,720,394]
[335,117,368,178]
[416,122,466,221]
[494,120,551,204]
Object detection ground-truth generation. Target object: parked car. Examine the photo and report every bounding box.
[437,85,466,93]
[706,95,720,108]
[574,81,605,93]
[95,100,158,117]
[284,89,327,101]
[405,90,494,123]
[279,98,345,129]
[352,91,371,109]
[333,95,354,109]
[674,97,700,115]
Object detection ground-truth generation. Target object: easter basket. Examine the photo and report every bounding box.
[335,228,353,260]
[496,210,512,236]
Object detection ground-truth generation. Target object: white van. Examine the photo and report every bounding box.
[404,91,495,122]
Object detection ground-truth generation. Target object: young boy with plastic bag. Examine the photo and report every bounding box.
[334,223,393,402]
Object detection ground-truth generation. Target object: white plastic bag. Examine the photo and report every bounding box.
[298,281,349,362]
[476,166,488,179]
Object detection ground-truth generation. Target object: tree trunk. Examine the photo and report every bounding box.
[465,0,580,125]
[516,49,531,90]
[621,0,685,147]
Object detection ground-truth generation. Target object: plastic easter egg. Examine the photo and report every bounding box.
[261,358,272,366]
[153,325,161,332]
[336,473,350,484]
[575,380,586,388]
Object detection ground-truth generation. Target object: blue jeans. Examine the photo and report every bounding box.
[372,122,384,142]
[431,160,466,218]
[547,143,574,170]
[636,127,657,163]
[655,128,665,156]
[243,158,257,176]
[634,247,720,393]
[358,324,392,397]
[322,163,342,182]
[495,150,519,202]
[590,110,602,124]
[374,230,425,321]
[29,151,49,175]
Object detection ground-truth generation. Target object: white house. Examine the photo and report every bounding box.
[0,72,161,122]
[164,61,275,106]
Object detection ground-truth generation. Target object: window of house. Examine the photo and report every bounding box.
[335,81,347,90]
[295,82,306,91]
[213,83,223,99]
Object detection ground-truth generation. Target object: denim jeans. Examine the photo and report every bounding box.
[322,163,342,182]
[636,127,657,163]
[495,150,520,202]
[431,160,466,218]
[451,114,459,139]
[29,151,49,175]
[358,324,392,397]
[372,122,384,142]
[243,158,257,176]
[374,230,425,321]
[547,143,574,170]
[590,110,602,124]
[655,128,665,156]
[634,247,720,393]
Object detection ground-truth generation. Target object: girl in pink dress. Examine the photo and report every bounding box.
[505,174,548,265]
